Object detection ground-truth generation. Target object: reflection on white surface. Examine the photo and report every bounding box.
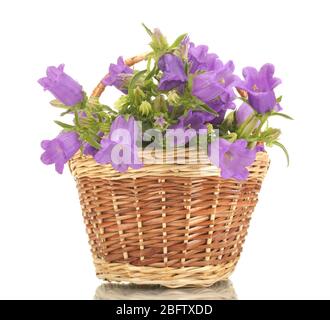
[95,280,237,300]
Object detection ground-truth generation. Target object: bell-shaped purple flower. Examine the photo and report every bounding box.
[38,64,84,106]
[192,71,228,105]
[188,43,223,73]
[216,61,240,94]
[41,131,81,174]
[238,63,281,114]
[167,110,208,146]
[211,61,240,110]
[171,110,207,131]
[208,138,257,180]
[192,60,239,113]
[158,54,187,91]
[103,57,134,93]
[94,116,143,172]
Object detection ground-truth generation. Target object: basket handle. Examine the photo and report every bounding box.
[91,53,248,99]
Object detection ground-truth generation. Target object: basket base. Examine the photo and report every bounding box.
[94,257,238,288]
[95,280,237,300]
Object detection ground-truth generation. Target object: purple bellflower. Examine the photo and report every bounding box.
[94,116,143,172]
[214,61,240,108]
[192,71,229,106]
[167,110,207,146]
[103,57,134,93]
[171,110,207,131]
[192,60,239,113]
[238,63,281,114]
[188,43,223,73]
[208,138,257,180]
[38,64,84,106]
[41,131,81,174]
[158,54,187,91]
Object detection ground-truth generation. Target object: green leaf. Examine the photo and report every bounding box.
[147,56,152,72]
[50,99,69,109]
[60,109,73,116]
[272,141,290,166]
[169,33,188,50]
[276,96,282,103]
[270,112,294,120]
[84,136,101,149]
[145,64,157,81]
[100,104,118,114]
[196,103,219,116]
[142,23,153,37]
[54,120,75,130]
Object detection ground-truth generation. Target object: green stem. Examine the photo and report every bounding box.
[237,113,259,139]
[248,141,257,149]
[255,115,268,136]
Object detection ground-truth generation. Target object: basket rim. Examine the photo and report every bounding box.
[69,149,269,181]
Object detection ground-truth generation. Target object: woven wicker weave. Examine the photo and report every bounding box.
[69,54,270,288]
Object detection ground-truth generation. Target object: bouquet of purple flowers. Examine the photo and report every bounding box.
[39,25,291,180]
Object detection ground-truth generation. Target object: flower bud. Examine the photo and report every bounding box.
[207,123,214,135]
[153,95,167,112]
[262,128,281,142]
[139,101,152,116]
[151,28,168,51]
[222,111,235,130]
[114,95,129,111]
[134,86,146,106]
[174,35,190,60]
[167,90,180,105]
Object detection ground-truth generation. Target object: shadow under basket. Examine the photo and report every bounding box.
[69,150,269,288]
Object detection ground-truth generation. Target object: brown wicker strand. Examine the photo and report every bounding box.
[181,179,192,266]
[205,181,220,262]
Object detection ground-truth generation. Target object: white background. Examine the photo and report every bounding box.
[0,0,329,300]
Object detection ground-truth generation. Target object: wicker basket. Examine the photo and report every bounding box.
[68,54,270,288]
